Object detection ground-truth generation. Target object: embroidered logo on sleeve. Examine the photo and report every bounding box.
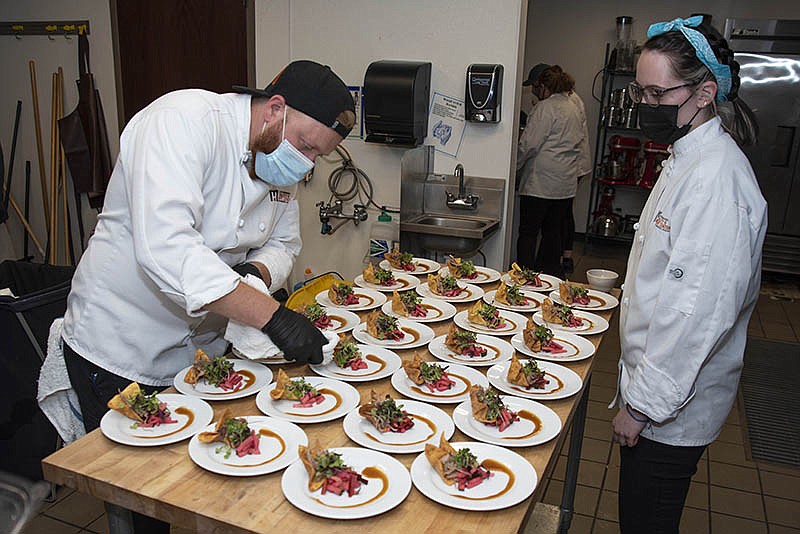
[269,190,292,203]
[653,211,671,232]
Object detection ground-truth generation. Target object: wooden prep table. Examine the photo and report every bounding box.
[42,281,620,534]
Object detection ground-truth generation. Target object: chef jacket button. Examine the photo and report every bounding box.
[238,219,245,228]
[623,297,629,305]
[633,222,640,231]
[638,235,644,243]
[259,222,266,232]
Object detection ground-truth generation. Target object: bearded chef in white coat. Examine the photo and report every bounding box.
[60,60,356,433]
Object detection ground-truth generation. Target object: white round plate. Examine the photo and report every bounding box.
[351,319,435,349]
[256,376,360,424]
[501,272,562,292]
[390,363,488,404]
[532,310,609,335]
[453,395,562,447]
[487,359,583,401]
[380,257,440,275]
[309,345,401,382]
[428,334,514,367]
[415,282,484,303]
[100,394,213,447]
[410,441,537,511]
[483,288,545,312]
[315,287,387,311]
[343,400,455,454]
[281,447,412,519]
[453,309,527,336]
[316,308,360,334]
[510,331,596,362]
[354,272,420,293]
[548,288,619,311]
[436,265,501,284]
[173,359,272,400]
[380,297,457,323]
[188,416,308,476]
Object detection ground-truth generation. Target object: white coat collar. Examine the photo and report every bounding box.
[671,116,725,157]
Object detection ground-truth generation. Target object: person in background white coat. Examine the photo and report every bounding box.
[520,63,591,275]
[58,60,355,534]
[516,65,584,276]
[610,16,765,533]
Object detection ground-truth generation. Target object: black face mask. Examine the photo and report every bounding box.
[638,93,702,145]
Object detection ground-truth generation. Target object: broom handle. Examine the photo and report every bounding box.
[48,72,58,264]
[29,60,50,228]
[58,67,69,265]
[1,183,45,256]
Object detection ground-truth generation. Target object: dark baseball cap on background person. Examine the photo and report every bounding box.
[233,60,356,138]
[522,63,552,86]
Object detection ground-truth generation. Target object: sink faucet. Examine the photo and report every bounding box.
[446,163,480,210]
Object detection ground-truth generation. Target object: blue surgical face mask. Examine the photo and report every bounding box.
[254,108,314,186]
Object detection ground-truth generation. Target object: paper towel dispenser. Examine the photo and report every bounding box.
[364,60,431,147]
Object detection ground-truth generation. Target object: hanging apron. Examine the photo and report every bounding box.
[58,33,113,210]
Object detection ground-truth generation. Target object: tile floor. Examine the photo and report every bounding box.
[20,240,800,533]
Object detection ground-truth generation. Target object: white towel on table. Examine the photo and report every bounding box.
[224,274,338,364]
[37,318,86,444]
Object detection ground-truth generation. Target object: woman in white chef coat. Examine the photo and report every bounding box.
[56,60,355,534]
[516,66,584,276]
[610,17,765,532]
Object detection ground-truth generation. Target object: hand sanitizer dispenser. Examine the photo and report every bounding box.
[466,64,503,123]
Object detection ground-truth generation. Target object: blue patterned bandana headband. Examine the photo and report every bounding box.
[647,16,732,102]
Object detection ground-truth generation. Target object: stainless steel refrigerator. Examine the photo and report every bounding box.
[725,18,800,274]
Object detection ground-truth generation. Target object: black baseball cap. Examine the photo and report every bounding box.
[522,63,551,86]
[234,60,355,138]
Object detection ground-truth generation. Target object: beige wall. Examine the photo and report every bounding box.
[524,1,800,235]
[0,0,117,261]
[256,0,529,288]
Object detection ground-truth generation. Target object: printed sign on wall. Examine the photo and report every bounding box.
[427,92,466,158]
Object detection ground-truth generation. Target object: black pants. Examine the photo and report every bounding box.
[517,195,571,277]
[63,341,171,534]
[561,197,575,253]
[619,437,706,533]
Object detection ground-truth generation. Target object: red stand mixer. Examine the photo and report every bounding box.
[599,135,641,185]
[639,140,670,189]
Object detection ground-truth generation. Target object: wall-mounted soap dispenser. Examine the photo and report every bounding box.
[363,60,432,147]
[465,64,503,123]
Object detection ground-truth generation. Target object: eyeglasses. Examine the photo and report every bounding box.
[627,81,695,107]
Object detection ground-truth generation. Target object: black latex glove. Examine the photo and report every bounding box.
[261,306,326,364]
[232,262,263,280]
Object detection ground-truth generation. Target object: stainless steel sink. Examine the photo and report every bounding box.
[400,214,500,255]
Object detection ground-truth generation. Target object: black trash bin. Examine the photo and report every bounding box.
[0,261,74,482]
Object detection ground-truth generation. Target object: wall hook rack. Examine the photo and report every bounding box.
[0,20,90,38]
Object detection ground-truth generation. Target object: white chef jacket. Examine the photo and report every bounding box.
[62,90,301,386]
[517,92,584,199]
[568,91,592,177]
[613,117,766,446]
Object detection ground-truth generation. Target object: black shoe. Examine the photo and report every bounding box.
[562,257,574,275]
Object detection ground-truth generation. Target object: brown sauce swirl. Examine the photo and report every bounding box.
[333,354,386,377]
[136,406,193,439]
[202,369,256,396]
[225,428,286,467]
[501,410,542,440]
[454,459,514,500]
[410,373,471,398]
[510,373,564,395]
[364,413,436,446]
[312,466,388,508]
[286,388,341,417]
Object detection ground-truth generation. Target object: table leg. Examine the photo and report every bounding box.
[558,376,590,534]
[105,502,135,534]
